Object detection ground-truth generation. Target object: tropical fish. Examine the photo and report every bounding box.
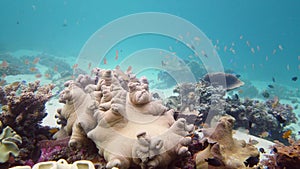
[1,73,6,79]
[286,64,290,71]
[53,65,58,72]
[44,73,51,79]
[103,57,107,64]
[24,59,30,65]
[115,50,119,60]
[251,47,255,54]
[265,55,269,61]
[278,44,283,51]
[292,76,298,81]
[272,77,275,82]
[0,60,9,69]
[273,49,276,55]
[239,35,243,39]
[268,84,274,88]
[259,148,266,153]
[259,131,270,138]
[88,62,92,70]
[262,91,270,98]
[29,67,38,72]
[272,96,279,108]
[35,74,42,78]
[282,130,292,139]
[33,57,40,64]
[72,64,78,69]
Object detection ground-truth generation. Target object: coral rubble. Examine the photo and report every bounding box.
[54,68,194,169]
[194,115,260,169]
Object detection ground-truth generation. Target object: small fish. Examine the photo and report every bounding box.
[234,93,239,100]
[238,90,243,94]
[235,74,241,78]
[244,156,259,167]
[276,115,286,123]
[72,63,78,69]
[44,73,51,79]
[126,66,132,74]
[294,105,298,109]
[286,64,290,71]
[256,45,260,52]
[259,148,266,153]
[29,67,38,72]
[278,44,283,51]
[246,41,250,47]
[33,57,40,64]
[115,50,119,60]
[273,49,277,55]
[201,50,208,57]
[239,35,243,39]
[103,57,107,64]
[1,73,6,79]
[249,138,259,145]
[0,60,9,69]
[292,76,298,81]
[272,77,275,82]
[88,62,92,70]
[24,59,30,65]
[262,91,270,98]
[268,84,274,88]
[35,74,42,78]
[161,60,167,67]
[282,130,292,139]
[265,55,269,61]
[251,47,255,54]
[259,131,270,138]
[224,45,227,52]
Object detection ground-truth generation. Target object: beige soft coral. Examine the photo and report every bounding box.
[54,68,193,169]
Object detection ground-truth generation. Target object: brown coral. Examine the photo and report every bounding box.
[194,115,260,169]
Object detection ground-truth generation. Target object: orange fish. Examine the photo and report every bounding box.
[44,73,51,79]
[33,57,40,64]
[24,59,29,65]
[29,67,37,72]
[72,64,78,69]
[282,130,292,139]
[0,60,9,69]
[272,96,279,108]
[103,57,107,64]
[35,74,42,78]
[115,50,119,60]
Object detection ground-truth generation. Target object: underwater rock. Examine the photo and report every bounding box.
[194,115,260,169]
[9,159,95,169]
[0,126,22,163]
[54,67,194,169]
[203,72,244,91]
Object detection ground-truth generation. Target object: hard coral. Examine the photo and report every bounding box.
[55,68,194,169]
[0,81,54,163]
[194,115,260,169]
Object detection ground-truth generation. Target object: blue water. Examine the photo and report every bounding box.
[0,0,300,85]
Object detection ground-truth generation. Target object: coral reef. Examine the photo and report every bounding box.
[54,68,194,169]
[262,138,300,169]
[165,81,298,142]
[0,126,22,163]
[194,115,260,169]
[203,72,244,91]
[0,81,55,166]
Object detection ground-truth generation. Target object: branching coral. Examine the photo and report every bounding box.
[0,126,22,163]
[194,115,260,169]
[54,68,194,169]
[0,81,54,163]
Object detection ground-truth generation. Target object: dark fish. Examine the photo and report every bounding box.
[292,76,298,81]
[244,156,259,167]
[234,94,239,100]
[205,158,223,166]
[294,105,298,109]
[262,91,270,98]
[248,121,253,129]
[273,147,278,153]
[268,85,274,88]
[276,115,286,123]
[272,77,275,82]
[259,148,266,153]
[235,74,241,78]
